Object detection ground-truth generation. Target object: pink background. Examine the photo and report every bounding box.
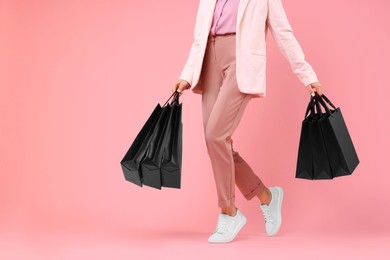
[1,0,389,259]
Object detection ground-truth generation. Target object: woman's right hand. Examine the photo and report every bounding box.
[172,79,190,94]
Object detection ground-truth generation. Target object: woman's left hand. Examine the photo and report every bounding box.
[306,81,324,96]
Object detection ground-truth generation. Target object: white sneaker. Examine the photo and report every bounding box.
[208,209,247,243]
[260,186,284,236]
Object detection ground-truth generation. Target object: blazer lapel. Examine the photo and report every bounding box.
[237,0,250,28]
[205,0,217,34]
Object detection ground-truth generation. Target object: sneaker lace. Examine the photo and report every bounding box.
[261,205,274,224]
[215,217,230,234]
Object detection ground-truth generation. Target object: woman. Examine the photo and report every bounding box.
[171,0,323,243]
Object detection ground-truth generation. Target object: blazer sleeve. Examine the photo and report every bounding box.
[179,0,204,86]
[266,0,319,86]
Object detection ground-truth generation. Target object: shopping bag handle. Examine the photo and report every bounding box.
[304,95,315,119]
[321,94,336,109]
[305,93,332,119]
[164,91,180,107]
[304,95,323,118]
[172,91,180,106]
[314,93,337,115]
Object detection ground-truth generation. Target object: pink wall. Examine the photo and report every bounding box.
[1,0,389,238]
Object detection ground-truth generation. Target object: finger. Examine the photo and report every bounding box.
[177,83,187,93]
[175,89,183,96]
[172,83,179,93]
[307,86,315,96]
[315,87,322,96]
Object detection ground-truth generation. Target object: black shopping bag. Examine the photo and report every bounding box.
[120,92,177,187]
[315,93,359,177]
[161,93,183,188]
[296,96,315,179]
[120,104,162,186]
[141,101,173,189]
[296,95,332,179]
[311,98,333,179]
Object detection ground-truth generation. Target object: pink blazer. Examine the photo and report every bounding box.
[179,0,319,97]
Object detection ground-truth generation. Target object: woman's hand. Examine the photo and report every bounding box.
[172,79,190,94]
[306,81,324,96]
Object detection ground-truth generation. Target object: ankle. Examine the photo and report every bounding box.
[221,206,237,217]
[258,187,272,205]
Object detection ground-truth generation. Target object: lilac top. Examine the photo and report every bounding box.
[210,0,240,36]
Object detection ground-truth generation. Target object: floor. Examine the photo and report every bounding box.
[1,225,389,260]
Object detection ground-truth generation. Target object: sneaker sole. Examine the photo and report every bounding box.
[208,216,247,243]
[268,187,283,237]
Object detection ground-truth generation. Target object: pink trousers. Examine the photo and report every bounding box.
[198,34,266,208]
